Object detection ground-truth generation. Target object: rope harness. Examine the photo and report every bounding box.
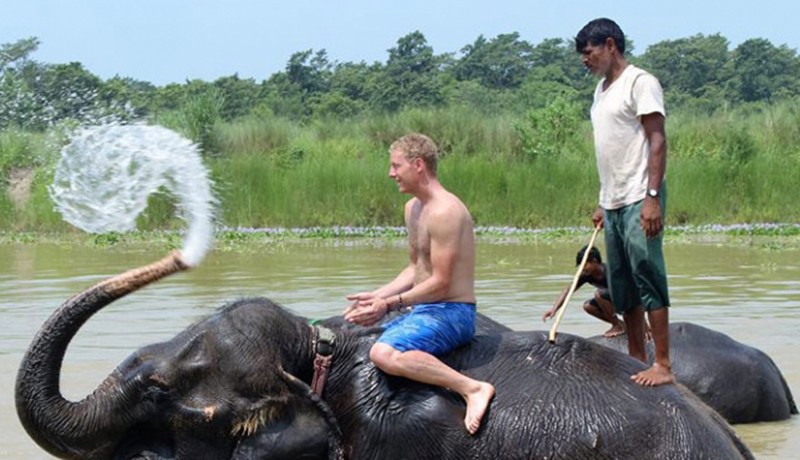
[311,325,336,395]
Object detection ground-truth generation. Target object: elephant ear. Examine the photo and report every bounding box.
[276,367,345,460]
[230,392,292,437]
[226,367,343,460]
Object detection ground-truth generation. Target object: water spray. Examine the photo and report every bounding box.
[49,123,216,267]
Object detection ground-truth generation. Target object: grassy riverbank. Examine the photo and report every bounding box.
[2,224,799,256]
[2,101,799,232]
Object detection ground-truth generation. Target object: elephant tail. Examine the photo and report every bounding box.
[780,372,798,415]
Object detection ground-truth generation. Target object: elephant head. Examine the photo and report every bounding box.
[15,252,343,459]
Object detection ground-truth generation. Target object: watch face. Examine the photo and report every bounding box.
[648,189,658,197]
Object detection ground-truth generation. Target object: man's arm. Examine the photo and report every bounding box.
[543,278,587,321]
[641,112,667,239]
[343,200,418,325]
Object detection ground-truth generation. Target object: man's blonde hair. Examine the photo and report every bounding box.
[390,133,439,175]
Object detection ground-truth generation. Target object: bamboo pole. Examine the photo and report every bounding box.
[548,224,602,343]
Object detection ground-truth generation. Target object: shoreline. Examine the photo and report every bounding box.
[1,223,799,251]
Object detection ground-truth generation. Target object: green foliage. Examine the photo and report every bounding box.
[2,31,800,232]
[452,33,534,89]
[3,102,800,231]
[373,31,446,112]
[94,231,122,246]
[638,34,730,105]
[98,76,155,119]
[0,37,40,70]
[313,91,364,120]
[731,39,800,102]
[0,129,37,177]
[4,29,800,127]
[514,97,589,159]
[214,115,297,155]
[152,87,225,155]
[212,74,261,120]
[443,80,516,115]
[181,88,225,155]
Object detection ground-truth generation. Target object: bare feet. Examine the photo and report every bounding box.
[602,323,626,338]
[631,363,675,386]
[464,382,495,435]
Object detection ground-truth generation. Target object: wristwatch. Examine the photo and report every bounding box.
[647,188,659,198]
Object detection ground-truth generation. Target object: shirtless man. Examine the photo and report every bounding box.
[343,133,495,435]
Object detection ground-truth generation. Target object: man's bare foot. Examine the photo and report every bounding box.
[602,323,626,338]
[464,382,495,434]
[631,363,674,386]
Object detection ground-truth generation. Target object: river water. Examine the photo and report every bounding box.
[1,237,798,458]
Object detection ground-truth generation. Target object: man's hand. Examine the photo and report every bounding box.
[641,198,663,239]
[592,206,605,229]
[344,292,388,326]
[542,306,558,322]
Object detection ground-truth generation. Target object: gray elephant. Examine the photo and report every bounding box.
[16,253,754,459]
[589,321,798,424]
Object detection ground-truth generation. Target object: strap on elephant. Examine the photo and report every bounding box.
[311,325,336,395]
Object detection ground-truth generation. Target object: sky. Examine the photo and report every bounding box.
[2,1,798,87]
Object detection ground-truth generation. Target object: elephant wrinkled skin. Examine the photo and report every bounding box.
[589,321,798,424]
[16,255,754,459]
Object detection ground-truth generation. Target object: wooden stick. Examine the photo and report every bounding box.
[548,224,602,343]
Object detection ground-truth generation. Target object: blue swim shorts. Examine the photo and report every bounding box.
[376,302,476,355]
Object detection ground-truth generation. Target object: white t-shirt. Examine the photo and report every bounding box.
[590,64,665,210]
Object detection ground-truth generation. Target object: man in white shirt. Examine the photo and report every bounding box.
[576,18,674,386]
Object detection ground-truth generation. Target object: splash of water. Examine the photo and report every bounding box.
[49,123,216,267]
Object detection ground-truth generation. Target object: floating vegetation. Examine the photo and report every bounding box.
[2,223,798,251]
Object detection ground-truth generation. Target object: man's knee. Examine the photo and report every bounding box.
[370,343,402,375]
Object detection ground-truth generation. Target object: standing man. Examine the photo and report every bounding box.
[576,18,674,386]
[343,133,495,434]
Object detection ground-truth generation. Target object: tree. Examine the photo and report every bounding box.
[372,31,444,112]
[452,33,534,89]
[329,61,379,104]
[98,76,156,119]
[638,34,730,108]
[286,49,332,96]
[0,37,40,71]
[0,59,104,129]
[730,38,800,102]
[212,74,262,120]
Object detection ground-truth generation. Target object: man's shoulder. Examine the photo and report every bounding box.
[626,65,662,87]
[431,189,469,211]
[626,64,652,78]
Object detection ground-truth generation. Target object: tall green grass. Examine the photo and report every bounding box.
[2,101,799,232]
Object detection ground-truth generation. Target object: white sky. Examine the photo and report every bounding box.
[2,0,798,86]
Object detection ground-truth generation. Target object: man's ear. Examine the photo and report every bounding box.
[605,37,617,53]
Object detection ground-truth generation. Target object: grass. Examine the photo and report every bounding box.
[1,100,799,233]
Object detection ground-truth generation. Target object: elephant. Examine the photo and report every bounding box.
[588,321,798,424]
[375,312,797,425]
[373,309,796,426]
[16,252,754,459]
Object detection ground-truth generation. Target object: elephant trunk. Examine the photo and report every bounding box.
[15,251,189,459]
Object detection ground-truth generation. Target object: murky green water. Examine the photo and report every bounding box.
[1,238,798,458]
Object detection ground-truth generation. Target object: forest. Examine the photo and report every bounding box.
[1,31,799,231]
